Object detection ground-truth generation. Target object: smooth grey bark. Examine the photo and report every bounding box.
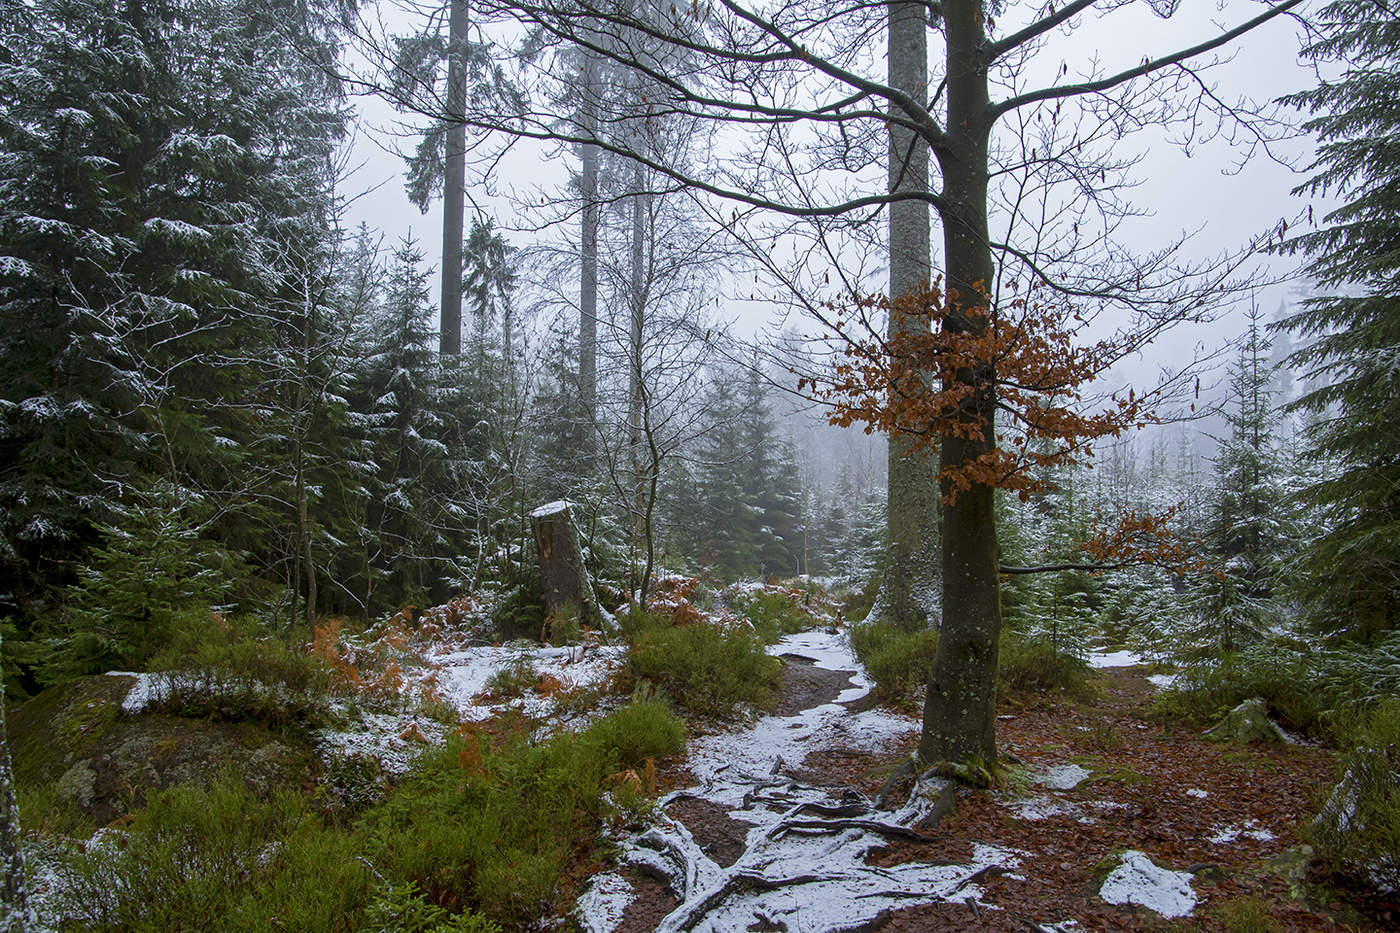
[440,0,468,356]
[871,0,940,630]
[579,50,600,428]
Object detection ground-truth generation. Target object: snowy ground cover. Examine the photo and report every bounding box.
[577,630,1026,933]
[1098,850,1197,918]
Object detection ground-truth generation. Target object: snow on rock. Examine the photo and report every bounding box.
[1099,851,1197,918]
[1039,763,1092,790]
[1087,649,1145,669]
[107,671,156,713]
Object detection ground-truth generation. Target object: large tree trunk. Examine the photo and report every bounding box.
[872,0,940,630]
[439,0,468,357]
[920,0,1002,770]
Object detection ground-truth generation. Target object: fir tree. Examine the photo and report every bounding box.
[1276,2,1400,639]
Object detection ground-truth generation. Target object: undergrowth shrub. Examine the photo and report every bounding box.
[53,776,369,932]
[144,615,336,729]
[997,633,1090,697]
[1153,649,1326,735]
[849,620,937,702]
[734,589,819,643]
[1308,698,1400,892]
[363,698,684,927]
[623,609,780,716]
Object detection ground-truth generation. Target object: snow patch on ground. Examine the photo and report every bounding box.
[1147,673,1178,690]
[1099,850,1197,918]
[1208,820,1276,844]
[317,712,448,775]
[431,641,626,722]
[1039,763,1092,790]
[579,630,1020,932]
[574,871,633,933]
[1185,788,1209,799]
[1087,649,1146,669]
[1013,796,1078,821]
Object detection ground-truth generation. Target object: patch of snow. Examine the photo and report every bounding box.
[1099,850,1197,918]
[1147,673,1178,689]
[1087,649,1145,668]
[602,627,1019,930]
[1185,788,1209,799]
[1208,820,1275,844]
[1039,763,1092,790]
[1012,796,1076,821]
[529,499,572,518]
[431,641,626,723]
[318,713,447,775]
[575,871,634,933]
[106,671,153,712]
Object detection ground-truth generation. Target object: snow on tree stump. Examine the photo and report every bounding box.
[1204,697,1288,744]
[530,500,600,639]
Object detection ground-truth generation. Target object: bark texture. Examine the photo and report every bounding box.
[0,636,33,932]
[873,0,941,631]
[579,51,600,427]
[439,0,468,357]
[532,502,600,628]
[919,0,1002,769]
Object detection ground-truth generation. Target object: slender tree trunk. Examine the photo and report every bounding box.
[0,637,34,932]
[440,0,468,357]
[627,162,648,598]
[873,0,941,630]
[579,51,600,433]
[920,0,1002,770]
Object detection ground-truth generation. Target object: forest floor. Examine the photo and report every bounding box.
[577,632,1394,933]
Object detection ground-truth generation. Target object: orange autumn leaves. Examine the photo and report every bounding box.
[800,279,1146,503]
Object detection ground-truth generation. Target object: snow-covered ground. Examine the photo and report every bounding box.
[577,631,1024,933]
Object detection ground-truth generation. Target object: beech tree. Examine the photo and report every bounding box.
[361,0,1302,770]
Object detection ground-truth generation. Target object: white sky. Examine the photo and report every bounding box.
[340,0,1327,435]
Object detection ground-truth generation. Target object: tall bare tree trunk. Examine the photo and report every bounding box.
[440,0,468,357]
[872,0,940,630]
[920,0,1002,770]
[579,51,600,432]
[627,162,648,598]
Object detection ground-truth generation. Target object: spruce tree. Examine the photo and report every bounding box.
[1276,2,1400,639]
[1194,310,1293,655]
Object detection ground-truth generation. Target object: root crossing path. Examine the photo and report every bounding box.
[576,632,1020,933]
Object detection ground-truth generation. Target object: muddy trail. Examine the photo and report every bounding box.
[579,634,1392,932]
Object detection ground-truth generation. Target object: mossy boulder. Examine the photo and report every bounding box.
[10,674,317,825]
[1204,697,1289,744]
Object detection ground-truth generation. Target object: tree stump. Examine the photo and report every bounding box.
[530,501,600,637]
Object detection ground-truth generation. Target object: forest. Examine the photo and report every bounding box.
[0,0,1396,929]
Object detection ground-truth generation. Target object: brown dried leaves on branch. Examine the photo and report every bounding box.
[799,280,1147,504]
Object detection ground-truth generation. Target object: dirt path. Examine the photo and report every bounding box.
[578,641,1393,932]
